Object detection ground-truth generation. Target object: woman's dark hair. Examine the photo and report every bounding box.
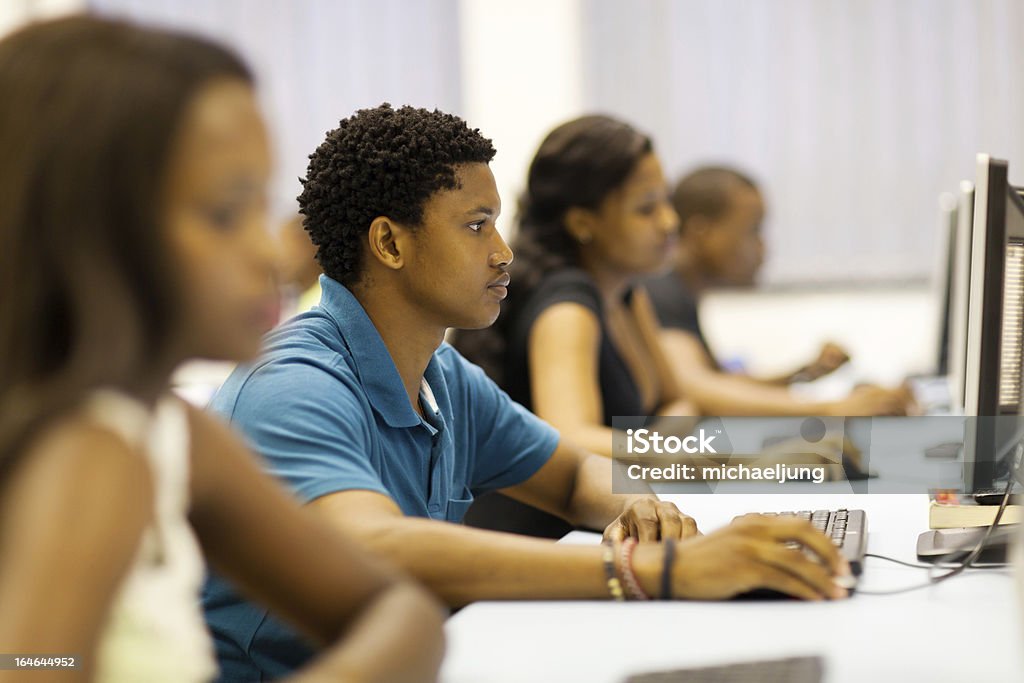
[0,16,252,475]
[455,114,652,384]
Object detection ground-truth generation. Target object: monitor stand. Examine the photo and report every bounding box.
[916,525,1017,563]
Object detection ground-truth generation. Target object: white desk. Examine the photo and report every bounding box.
[441,494,1023,683]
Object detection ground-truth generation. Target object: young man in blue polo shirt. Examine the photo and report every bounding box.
[202,104,853,681]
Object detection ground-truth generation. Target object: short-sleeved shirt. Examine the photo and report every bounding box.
[201,275,560,681]
[643,270,715,362]
[503,268,648,424]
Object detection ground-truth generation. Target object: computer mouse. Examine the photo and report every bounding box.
[732,575,858,602]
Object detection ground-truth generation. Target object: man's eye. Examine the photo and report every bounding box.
[468,220,485,232]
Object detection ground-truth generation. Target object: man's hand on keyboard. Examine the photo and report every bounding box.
[665,514,853,601]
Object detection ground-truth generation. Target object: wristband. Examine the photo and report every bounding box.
[660,539,676,600]
[601,539,625,601]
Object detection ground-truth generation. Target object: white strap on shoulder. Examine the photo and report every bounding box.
[82,390,153,448]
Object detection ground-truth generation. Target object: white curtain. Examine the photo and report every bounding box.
[582,0,1024,284]
[88,0,463,219]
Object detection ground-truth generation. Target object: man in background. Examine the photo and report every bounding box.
[645,166,910,417]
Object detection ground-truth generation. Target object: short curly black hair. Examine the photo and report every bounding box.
[298,103,496,286]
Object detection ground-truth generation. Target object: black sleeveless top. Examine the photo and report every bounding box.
[643,269,717,365]
[504,268,648,425]
[462,269,649,539]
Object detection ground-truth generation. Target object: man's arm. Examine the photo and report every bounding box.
[311,490,616,606]
[662,330,910,416]
[298,423,686,607]
[497,439,698,541]
[661,328,830,415]
[310,490,851,606]
[759,342,852,386]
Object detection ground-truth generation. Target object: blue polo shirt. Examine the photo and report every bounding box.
[202,275,560,681]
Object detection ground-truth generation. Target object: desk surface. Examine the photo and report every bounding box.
[441,494,1023,683]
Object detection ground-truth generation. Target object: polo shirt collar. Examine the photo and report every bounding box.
[318,275,422,429]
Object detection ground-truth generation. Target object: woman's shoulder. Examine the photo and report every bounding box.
[1,406,154,539]
[24,408,151,477]
[536,266,597,288]
[524,267,602,313]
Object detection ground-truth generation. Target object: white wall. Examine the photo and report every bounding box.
[90,0,463,219]
[701,285,938,388]
[457,0,584,237]
[71,0,1024,290]
[582,0,1024,285]
[0,0,83,37]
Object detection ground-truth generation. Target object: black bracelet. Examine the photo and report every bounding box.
[601,539,625,601]
[660,539,676,600]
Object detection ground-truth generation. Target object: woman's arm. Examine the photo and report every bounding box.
[0,420,154,683]
[527,301,625,457]
[186,405,444,683]
[628,286,694,413]
[528,293,701,460]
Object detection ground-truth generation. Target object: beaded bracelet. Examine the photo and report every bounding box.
[660,539,676,600]
[619,538,650,601]
[601,539,625,601]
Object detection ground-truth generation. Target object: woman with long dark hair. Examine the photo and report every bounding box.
[0,16,443,682]
[458,115,690,457]
[456,115,692,537]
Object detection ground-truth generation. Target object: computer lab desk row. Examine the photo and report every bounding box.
[440,493,1023,683]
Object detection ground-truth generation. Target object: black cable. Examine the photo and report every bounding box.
[863,552,944,570]
[864,552,1009,570]
[857,449,1021,595]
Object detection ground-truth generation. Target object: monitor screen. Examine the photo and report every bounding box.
[934,192,957,377]
[947,180,975,412]
[962,154,1024,492]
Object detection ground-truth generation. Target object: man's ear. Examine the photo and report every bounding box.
[366,216,412,271]
[564,206,598,245]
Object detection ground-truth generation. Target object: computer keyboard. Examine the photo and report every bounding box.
[626,656,824,683]
[756,508,867,576]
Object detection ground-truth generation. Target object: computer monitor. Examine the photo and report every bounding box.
[947,181,975,412]
[962,154,1024,493]
[934,192,958,377]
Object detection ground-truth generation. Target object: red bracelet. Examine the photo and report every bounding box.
[619,538,650,601]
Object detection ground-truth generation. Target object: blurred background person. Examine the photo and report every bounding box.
[173,212,323,407]
[0,16,444,683]
[645,166,913,417]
